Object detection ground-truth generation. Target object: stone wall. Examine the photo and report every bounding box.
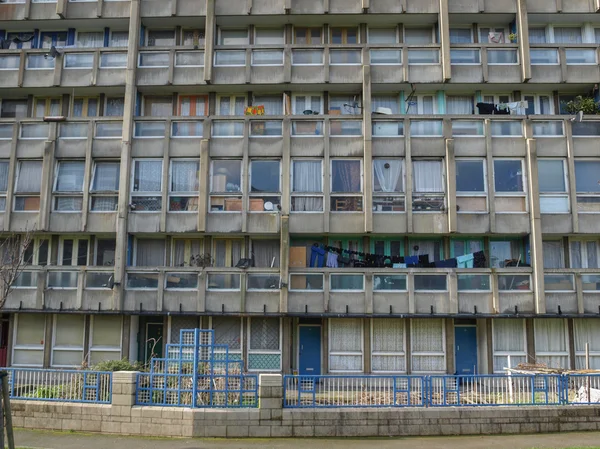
[8,372,600,438]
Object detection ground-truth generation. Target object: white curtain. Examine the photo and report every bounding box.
[534,319,569,369]
[409,240,441,261]
[292,161,322,211]
[106,97,125,116]
[373,159,402,193]
[372,95,399,114]
[446,96,473,115]
[413,160,443,193]
[574,319,600,369]
[134,161,162,192]
[214,240,242,267]
[529,27,547,44]
[490,240,520,268]
[76,32,104,48]
[56,161,85,192]
[171,161,199,192]
[449,28,472,43]
[253,95,283,115]
[372,319,405,372]
[252,239,280,268]
[110,31,129,47]
[411,319,445,372]
[553,27,582,44]
[16,161,42,193]
[493,319,526,372]
[0,162,9,192]
[135,239,165,266]
[542,241,565,269]
[173,239,201,266]
[329,318,362,372]
[571,241,598,269]
[404,27,433,44]
[92,163,120,191]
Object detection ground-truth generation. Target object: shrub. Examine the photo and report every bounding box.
[563,96,600,115]
[91,358,145,372]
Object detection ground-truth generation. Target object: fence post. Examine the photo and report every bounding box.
[111,371,138,408]
[259,374,283,413]
[0,372,14,449]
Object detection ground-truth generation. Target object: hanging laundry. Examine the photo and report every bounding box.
[405,255,418,267]
[393,263,407,269]
[456,253,475,268]
[505,101,528,116]
[326,252,339,268]
[488,31,504,43]
[418,255,430,267]
[309,244,326,268]
[476,102,496,115]
[434,258,458,268]
[0,39,11,50]
[473,251,486,268]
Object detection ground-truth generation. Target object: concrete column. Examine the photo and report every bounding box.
[438,0,451,82]
[445,318,455,374]
[38,138,56,231]
[525,318,535,364]
[114,0,141,310]
[121,315,131,360]
[111,371,137,407]
[445,137,457,233]
[280,215,289,314]
[516,0,531,82]
[363,318,371,373]
[81,122,94,232]
[565,122,579,233]
[3,124,18,231]
[198,139,209,232]
[484,120,496,233]
[362,66,373,233]
[405,319,412,374]
[281,318,292,373]
[204,0,215,83]
[526,138,545,313]
[43,314,53,368]
[258,373,283,411]
[567,318,576,370]
[405,118,413,233]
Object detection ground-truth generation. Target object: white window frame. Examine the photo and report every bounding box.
[130,158,163,213]
[215,94,247,116]
[88,315,123,365]
[248,159,282,213]
[13,159,43,212]
[492,319,527,373]
[330,158,364,213]
[455,158,488,214]
[168,159,200,213]
[254,27,285,45]
[405,94,438,115]
[138,52,170,68]
[449,27,474,44]
[58,236,90,266]
[89,160,120,213]
[217,28,249,46]
[482,94,512,105]
[109,30,129,48]
[493,158,528,214]
[523,93,554,115]
[328,318,364,374]
[574,319,600,369]
[12,314,46,367]
[291,93,324,115]
[145,28,176,47]
[246,318,282,372]
[288,273,325,291]
[329,273,365,292]
[170,237,204,267]
[93,238,116,266]
[52,160,86,212]
[366,26,399,44]
[486,48,519,65]
[370,318,406,374]
[477,26,509,44]
[74,30,105,48]
[209,160,243,213]
[50,314,85,368]
[569,239,600,268]
[372,158,405,214]
[409,319,446,374]
[290,158,324,214]
[538,158,569,214]
[403,26,435,44]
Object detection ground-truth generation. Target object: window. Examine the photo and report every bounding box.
[90,161,119,211]
[292,49,324,65]
[538,159,569,213]
[371,319,405,373]
[373,159,404,213]
[488,49,518,64]
[105,97,125,116]
[368,28,397,44]
[405,94,436,115]
[330,27,358,44]
[570,240,599,269]
[553,27,582,44]
[76,31,104,48]
[22,237,50,266]
[0,55,21,70]
[294,27,322,44]
[532,121,564,136]
[251,239,280,268]
[95,239,116,266]
[371,95,399,115]
[131,160,163,212]
[169,160,199,212]
[446,96,473,115]
[255,28,284,45]
[134,239,165,266]
[1,99,27,118]
[479,27,507,43]
[331,159,363,212]
[543,240,565,269]
[490,121,522,136]
[530,49,559,65]
[40,31,67,49]
[72,97,99,117]
[58,237,89,267]
[6,32,33,50]
[51,315,84,367]
[411,319,445,373]
[89,316,122,365]
[14,160,42,211]
[575,160,600,213]
[330,49,361,65]
[451,239,483,258]
[292,94,323,115]
[450,49,480,65]
[177,95,208,116]
[572,122,600,136]
[291,159,323,212]
[329,318,363,373]
[216,95,246,116]
[404,27,434,44]
[574,319,600,369]
[565,49,596,65]
[53,161,85,211]
[492,319,526,372]
[171,238,203,267]
[449,28,473,44]
[247,318,281,372]
[175,51,204,67]
[60,122,87,139]
[523,94,552,115]
[329,94,361,116]
[456,159,487,213]
[139,52,169,67]
[452,120,484,136]
[218,29,248,45]
[142,96,172,117]
[13,314,46,367]
[27,55,54,70]
[490,240,522,268]
[0,161,8,211]
[110,31,129,47]
[252,95,283,115]
[182,29,205,47]
[250,121,282,137]
[146,29,175,47]
[210,160,242,212]
[534,319,569,369]
[214,50,246,66]
[493,159,526,213]
[34,98,61,118]
[412,160,444,212]
[529,27,547,44]
[213,238,243,267]
[212,317,242,353]
[250,160,281,211]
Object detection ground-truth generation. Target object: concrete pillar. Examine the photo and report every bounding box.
[280,215,289,313]
[526,138,545,313]
[438,0,451,81]
[405,118,413,233]
[565,122,579,233]
[445,137,457,233]
[445,318,455,375]
[567,318,576,370]
[362,66,373,233]
[204,0,215,83]
[484,120,496,233]
[526,318,535,364]
[38,138,56,231]
[3,124,18,231]
[363,318,371,373]
[111,371,138,407]
[258,373,283,411]
[516,0,531,82]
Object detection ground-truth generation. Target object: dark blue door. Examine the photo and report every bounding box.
[299,326,321,375]
[455,326,477,375]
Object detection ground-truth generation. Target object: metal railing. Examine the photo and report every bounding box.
[4,368,111,403]
[284,373,600,408]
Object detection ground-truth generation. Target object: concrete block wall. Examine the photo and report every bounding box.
[8,372,600,438]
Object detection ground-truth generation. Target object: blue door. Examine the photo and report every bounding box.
[299,326,321,375]
[455,326,477,375]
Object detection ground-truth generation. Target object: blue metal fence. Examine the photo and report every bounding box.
[284,373,600,408]
[136,329,258,408]
[4,368,111,403]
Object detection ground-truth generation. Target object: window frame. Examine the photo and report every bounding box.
[52,160,86,212]
[455,158,488,214]
[293,26,323,45]
[168,158,200,213]
[248,159,282,213]
[88,315,123,365]
[492,158,528,213]
[328,318,364,374]
[370,318,406,374]
[410,318,447,375]
[130,158,164,213]
[33,97,62,118]
[217,28,249,46]
[215,94,247,116]
[71,96,100,118]
[58,236,90,266]
[372,158,405,214]
[290,158,324,214]
[537,158,570,214]
[246,318,283,373]
[12,314,46,368]
[291,93,324,115]
[367,26,399,44]
[492,319,527,373]
[13,159,43,212]
[89,160,120,212]
[145,28,176,47]
[209,159,243,213]
[330,158,364,213]
[50,314,85,368]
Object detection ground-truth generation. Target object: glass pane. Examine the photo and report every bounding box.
[289,274,323,290]
[414,275,447,291]
[488,50,518,64]
[100,53,127,68]
[86,272,113,288]
[166,273,198,289]
[252,50,283,65]
[457,274,490,291]
[498,274,531,290]
[532,121,563,136]
[572,122,600,137]
[96,122,122,137]
[292,121,323,136]
[247,274,279,290]
[330,274,364,290]
[175,51,204,66]
[139,52,169,67]
[544,274,574,291]
[126,272,159,289]
[450,49,480,64]
[330,50,361,65]
[292,50,324,65]
[456,160,485,192]
[251,161,280,193]
[64,53,93,68]
[452,121,484,136]
[47,271,78,288]
[374,275,406,291]
[331,160,361,192]
[530,49,558,64]
[575,161,600,193]
[538,160,566,192]
[207,273,241,290]
[214,50,246,66]
[407,49,439,64]
[370,50,401,65]
[372,121,403,136]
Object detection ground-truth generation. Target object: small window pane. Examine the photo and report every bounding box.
[538,160,566,192]
[456,160,485,192]
[494,160,524,193]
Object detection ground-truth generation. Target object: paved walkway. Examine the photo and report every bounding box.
[12,429,600,449]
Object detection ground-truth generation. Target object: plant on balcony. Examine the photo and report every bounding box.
[563,96,600,115]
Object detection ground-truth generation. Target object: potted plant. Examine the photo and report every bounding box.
[508,32,518,43]
[563,96,600,115]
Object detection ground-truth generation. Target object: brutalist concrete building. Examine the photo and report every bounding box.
[0,0,599,376]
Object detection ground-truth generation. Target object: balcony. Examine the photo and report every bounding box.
[137,49,205,86]
[544,270,600,314]
[526,0,596,13]
[529,45,600,84]
[0,49,127,89]
[141,0,207,17]
[449,45,521,84]
[448,0,516,13]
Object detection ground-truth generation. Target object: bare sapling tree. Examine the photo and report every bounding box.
[0,229,33,309]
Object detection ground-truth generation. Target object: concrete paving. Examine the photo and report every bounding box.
[12,429,600,449]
